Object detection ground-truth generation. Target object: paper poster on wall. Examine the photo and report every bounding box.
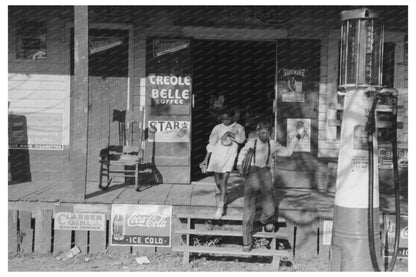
[287,118,310,152]
[8,112,63,150]
[110,204,172,247]
[351,156,368,172]
[278,68,305,102]
[148,120,190,142]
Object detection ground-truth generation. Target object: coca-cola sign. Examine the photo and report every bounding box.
[110,204,172,247]
[127,213,168,228]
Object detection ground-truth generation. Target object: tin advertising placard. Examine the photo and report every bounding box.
[54,212,106,231]
[110,204,172,247]
[148,120,190,142]
[384,215,408,258]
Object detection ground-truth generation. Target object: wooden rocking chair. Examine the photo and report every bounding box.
[98,109,143,191]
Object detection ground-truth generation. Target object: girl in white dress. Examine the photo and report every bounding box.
[200,109,246,219]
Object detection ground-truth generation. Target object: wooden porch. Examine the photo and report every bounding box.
[8,172,406,260]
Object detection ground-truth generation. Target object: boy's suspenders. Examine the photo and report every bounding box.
[253,139,270,167]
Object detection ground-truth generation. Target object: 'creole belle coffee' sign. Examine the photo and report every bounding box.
[148,75,191,105]
[110,204,172,247]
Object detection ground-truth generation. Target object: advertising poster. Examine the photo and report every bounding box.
[287,118,310,152]
[54,212,106,231]
[384,215,408,258]
[278,68,305,102]
[9,112,63,150]
[378,147,408,169]
[351,156,368,172]
[148,120,190,142]
[110,204,172,247]
[147,75,191,107]
[153,39,190,57]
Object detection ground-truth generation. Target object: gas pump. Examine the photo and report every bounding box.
[330,8,401,271]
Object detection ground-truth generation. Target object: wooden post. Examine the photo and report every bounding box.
[70,5,89,200]
[8,210,18,254]
[34,209,53,254]
[19,211,33,253]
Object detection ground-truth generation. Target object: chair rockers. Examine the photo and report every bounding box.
[98,109,143,191]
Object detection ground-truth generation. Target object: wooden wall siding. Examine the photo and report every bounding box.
[8,7,71,184]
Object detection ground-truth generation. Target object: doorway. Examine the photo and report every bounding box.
[191,39,276,181]
[70,28,131,182]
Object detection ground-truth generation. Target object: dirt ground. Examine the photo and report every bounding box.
[8,251,408,272]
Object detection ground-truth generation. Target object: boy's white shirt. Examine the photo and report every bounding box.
[237,137,298,168]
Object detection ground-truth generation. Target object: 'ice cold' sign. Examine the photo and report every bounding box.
[148,75,191,105]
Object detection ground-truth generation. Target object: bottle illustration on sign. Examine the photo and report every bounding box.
[177,122,188,138]
[113,213,125,241]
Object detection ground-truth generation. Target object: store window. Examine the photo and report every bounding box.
[15,20,47,60]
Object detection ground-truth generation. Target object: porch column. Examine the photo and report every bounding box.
[70,6,89,200]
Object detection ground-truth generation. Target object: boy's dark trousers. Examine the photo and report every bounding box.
[242,166,275,247]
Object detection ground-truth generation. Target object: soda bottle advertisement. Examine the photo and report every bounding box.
[110,204,172,247]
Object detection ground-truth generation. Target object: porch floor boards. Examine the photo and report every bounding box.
[8,173,406,219]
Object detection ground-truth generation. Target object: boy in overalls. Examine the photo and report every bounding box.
[237,120,304,251]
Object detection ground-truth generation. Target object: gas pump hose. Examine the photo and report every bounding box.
[366,89,400,271]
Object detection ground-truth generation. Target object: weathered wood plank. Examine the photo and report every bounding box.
[19,211,33,253]
[89,229,107,254]
[8,210,18,254]
[75,231,88,254]
[85,186,128,204]
[190,183,217,207]
[138,184,173,205]
[293,220,319,258]
[165,184,193,206]
[53,205,73,254]
[113,186,142,204]
[34,209,53,254]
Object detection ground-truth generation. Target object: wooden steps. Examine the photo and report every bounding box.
[175,228,288,239]
[172,245,290,257]
[173,213,291,270]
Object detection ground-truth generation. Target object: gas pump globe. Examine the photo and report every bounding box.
[339,9,384,88]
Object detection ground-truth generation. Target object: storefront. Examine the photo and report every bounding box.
[8,6,408,197]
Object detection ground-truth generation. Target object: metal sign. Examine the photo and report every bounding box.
[384,215,408,258]
[148,120,190,142]
[54,212,106,231]
[110,204,172,247]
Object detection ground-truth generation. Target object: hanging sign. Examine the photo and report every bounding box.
[278,68,305,102]
[287,118,311,152]
[110,204,172,247]
[148,120,190,143]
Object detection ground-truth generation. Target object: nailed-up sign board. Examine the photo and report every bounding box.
[148,75,191,108]
[278,68,305,102]
[9,112,63,150]
[110,204,172,247]
[153,39,190,57]
[148,120,190,143]
[54,212,106,231]
[384,215,408,258]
